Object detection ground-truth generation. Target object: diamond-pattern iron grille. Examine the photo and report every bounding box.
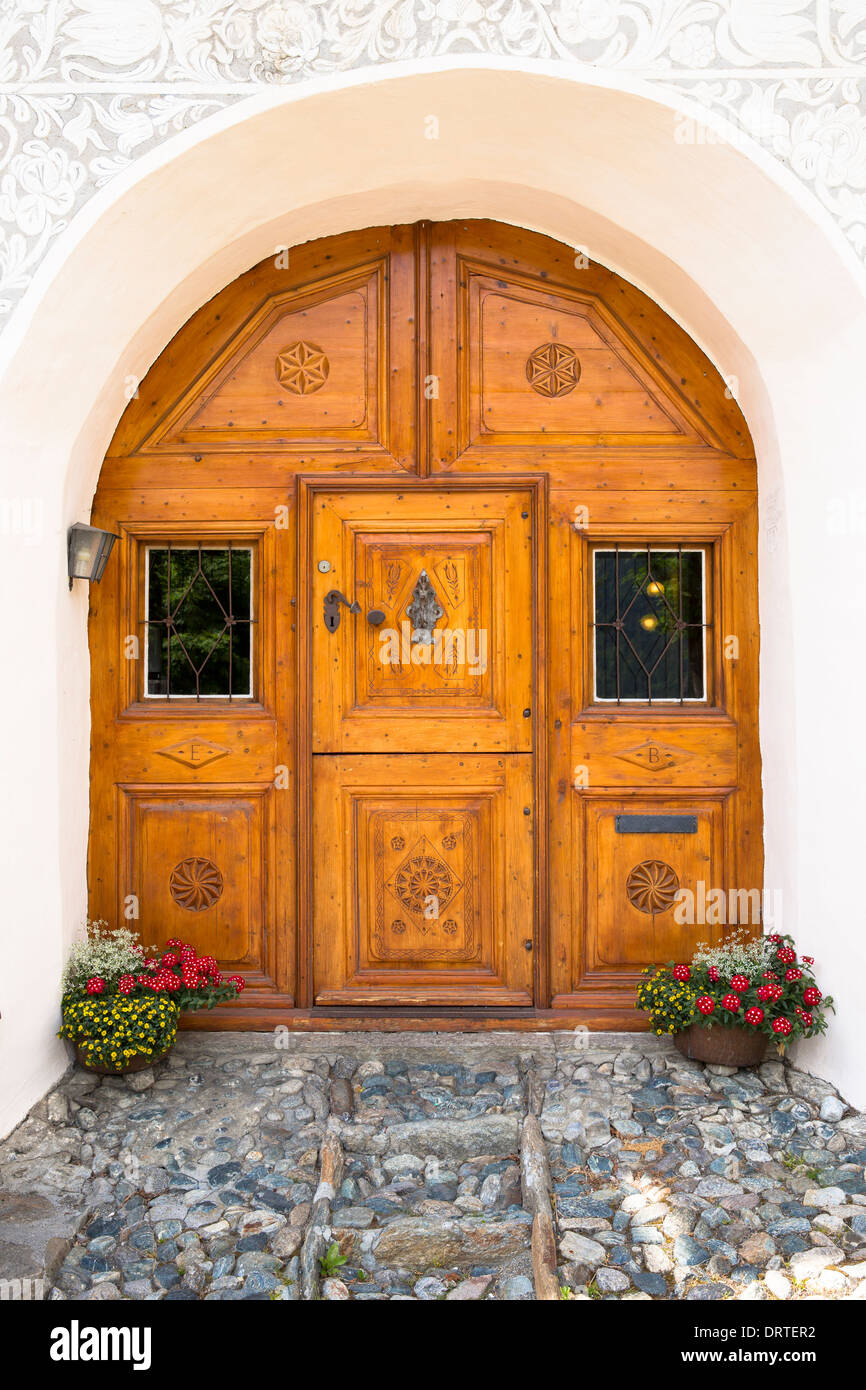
[144,545,253,699]
[593,546,708,703]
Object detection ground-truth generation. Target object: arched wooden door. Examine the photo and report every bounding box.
[89,221,760,1029]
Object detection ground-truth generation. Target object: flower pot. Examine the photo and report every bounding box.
[674,1024,767,1068]
[74,1043,172,1075]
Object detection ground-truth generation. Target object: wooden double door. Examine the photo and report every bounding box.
[89,220,761,1027]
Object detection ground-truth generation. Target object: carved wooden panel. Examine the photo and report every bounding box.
[570,718,738,788]
[157,272,378,445]
[457,267,717,456]
[106,226,418,469]
[372,808,480,963]
[312,755,534,1006]
[356,535,491,706]
[307,482,536,754]
[428,222,754,471]
[576,794,725,980]
[119,785,271,982]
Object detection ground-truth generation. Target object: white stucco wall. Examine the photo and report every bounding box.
[1,61,865,1135]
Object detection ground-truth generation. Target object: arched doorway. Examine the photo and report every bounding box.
[88,220,760,1029]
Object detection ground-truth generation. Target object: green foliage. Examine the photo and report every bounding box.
[319,1242,347,1279]
[147,548,251,697]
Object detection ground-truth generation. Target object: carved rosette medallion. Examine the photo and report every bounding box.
[169,857,224,912]
[274,341,330,394]
[386,836,460,919]
[525,341,580,397]
[625,860,679,915]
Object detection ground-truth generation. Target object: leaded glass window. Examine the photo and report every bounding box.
[593,547,708,703]
[144,546,253,698]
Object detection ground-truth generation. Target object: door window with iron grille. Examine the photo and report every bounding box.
[143,545,254,698]
[592,546,709,703]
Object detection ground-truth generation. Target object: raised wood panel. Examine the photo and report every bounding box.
[571,718,738,789]
[551,791,731,1012]
[305,482,536,754]
[164,269,381,445]
[110,226,417,469]
[580,793,726,975]
[467,271,697,446]
[312,755,534,1006]
[429,221,754,468]
[119,785,274,986]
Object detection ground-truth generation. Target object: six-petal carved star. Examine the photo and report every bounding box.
[525,341,580,397]
[274,340,330,395]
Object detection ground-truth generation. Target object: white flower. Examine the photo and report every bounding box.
[62,0,164,68]
[668,23,716,68]
[0,141,86,237]
[257,2,323,72]
[550,0,619,45]
[788,104,866,189]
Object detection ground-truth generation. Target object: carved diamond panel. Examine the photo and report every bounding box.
[614,740,695,773]
[385,835,462,920]
[373,811,477,962]
[156,738,230,769]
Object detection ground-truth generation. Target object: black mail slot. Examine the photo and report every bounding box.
[615,814,698,834]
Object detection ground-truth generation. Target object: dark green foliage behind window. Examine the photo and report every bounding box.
[146,547,252,697]
[594,549,706,701]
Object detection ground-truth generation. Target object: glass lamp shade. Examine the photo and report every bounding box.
[67,523,118,585]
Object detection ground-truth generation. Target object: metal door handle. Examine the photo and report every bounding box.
[323,589,361,633]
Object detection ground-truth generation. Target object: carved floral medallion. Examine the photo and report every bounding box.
[385,835,461,920]
[169,857,224,912]
[625,859,679,915]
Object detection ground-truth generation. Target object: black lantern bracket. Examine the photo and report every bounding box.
[67,523,119,590]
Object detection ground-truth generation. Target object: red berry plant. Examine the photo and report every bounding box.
[636,928,833,1054]
[59,920,245,1071]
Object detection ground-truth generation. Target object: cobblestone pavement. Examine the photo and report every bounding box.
[1,1033,864,1301]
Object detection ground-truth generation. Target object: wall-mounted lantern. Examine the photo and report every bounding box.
[67,523,118,590]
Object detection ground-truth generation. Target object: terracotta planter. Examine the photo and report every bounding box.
[674,1024,767,1068]
[75,1044,172,1076]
